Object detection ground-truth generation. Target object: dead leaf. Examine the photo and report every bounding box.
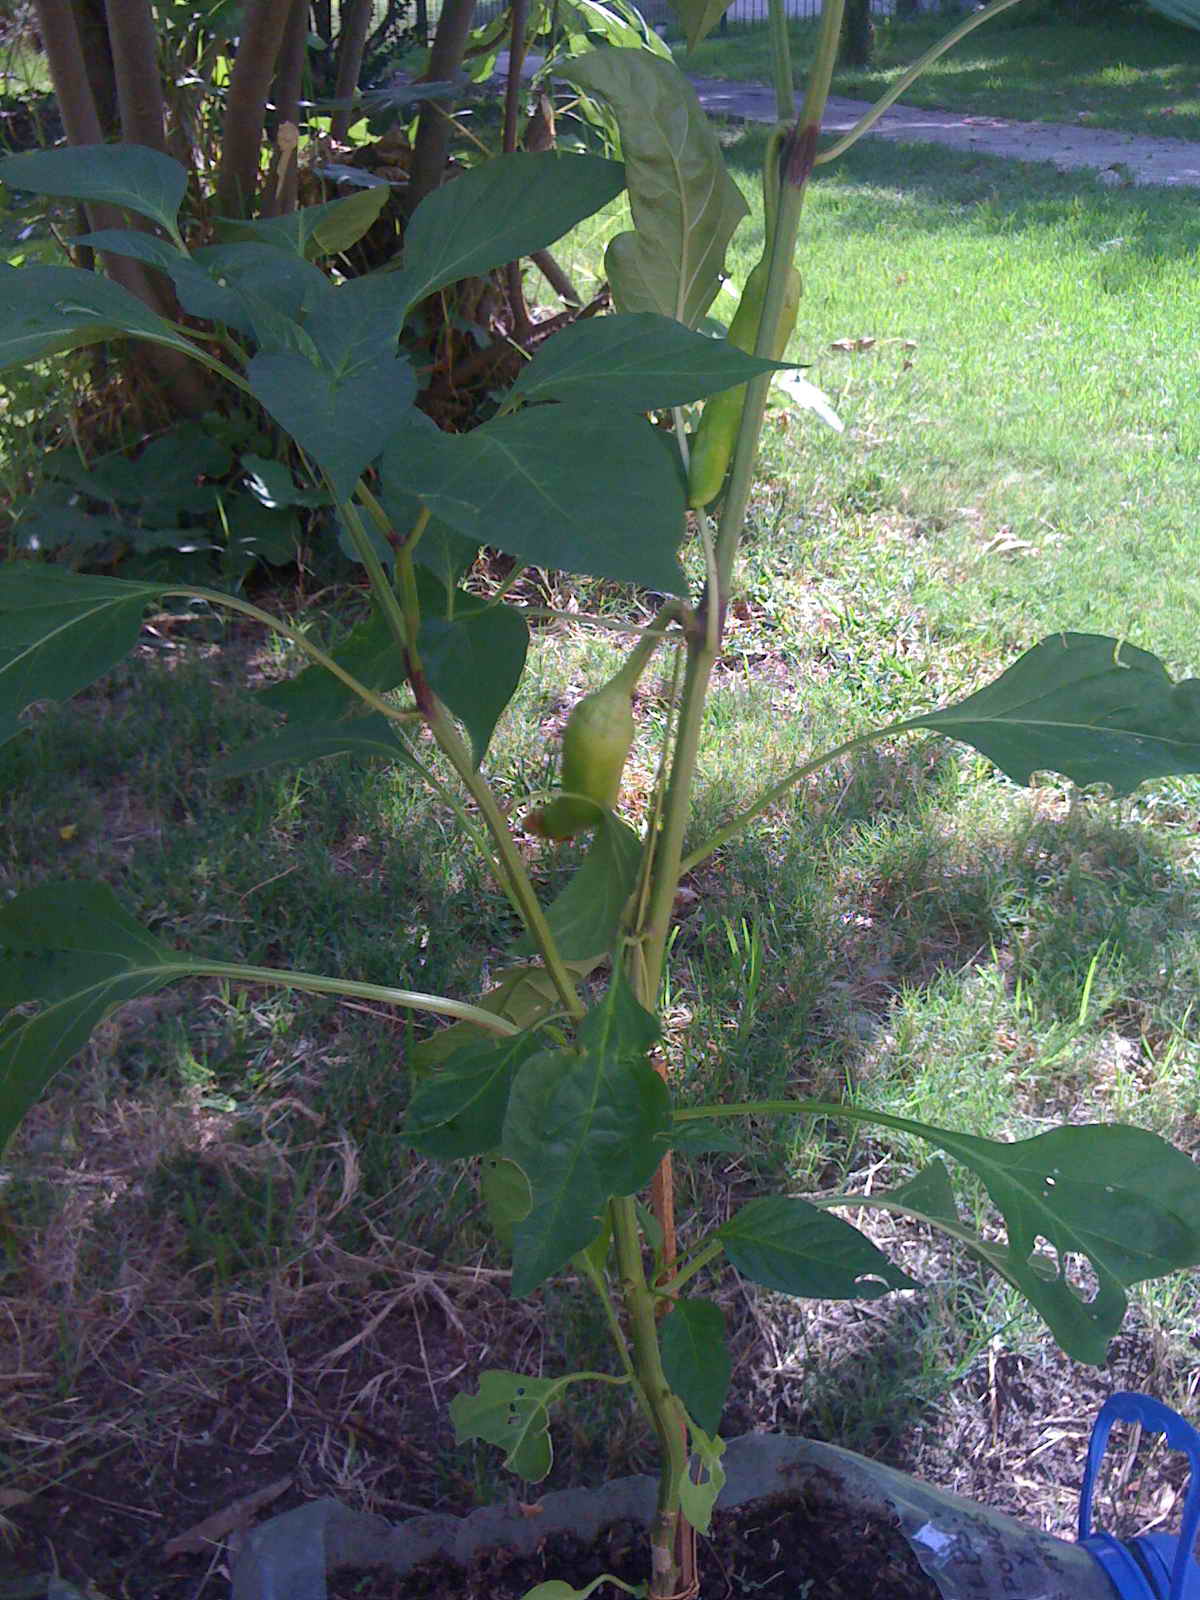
[163,1475,292,1558]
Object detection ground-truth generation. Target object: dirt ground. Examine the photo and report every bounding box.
[0,1070,1193,1598]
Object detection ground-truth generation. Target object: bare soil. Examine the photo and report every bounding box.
[332,1492,940,1599]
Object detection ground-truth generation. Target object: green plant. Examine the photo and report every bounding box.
[3,3,1200,1597]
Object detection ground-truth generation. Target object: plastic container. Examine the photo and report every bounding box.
[229,1393,1200,1600]
[1078,1392,1200,1600]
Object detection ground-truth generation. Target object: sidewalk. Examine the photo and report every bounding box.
[690,75,1200,187]
[497,53,1200,188]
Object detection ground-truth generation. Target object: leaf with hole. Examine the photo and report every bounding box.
[903,1120,1200,1363]
[718,1196,919,1300]
[678,1424,725,1535]
[450,1369,586,1482]
[0,143,187,238]
[562,50,746,328]
[900,633,1200,797]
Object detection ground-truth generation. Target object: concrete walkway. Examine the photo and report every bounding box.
[692,75,1200,188]
[495,50,1200,187]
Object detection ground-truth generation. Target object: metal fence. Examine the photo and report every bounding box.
[454,0,939,39]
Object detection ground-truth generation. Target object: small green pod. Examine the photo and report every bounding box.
[524,633,659,842]
[687,259,803,510]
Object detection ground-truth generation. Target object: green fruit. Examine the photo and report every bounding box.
[687,257,802,510]
[524,633,659,842]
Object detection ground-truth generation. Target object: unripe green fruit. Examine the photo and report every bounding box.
[524,634,659,842]
[687,257,803,510]
[525,675,636,841]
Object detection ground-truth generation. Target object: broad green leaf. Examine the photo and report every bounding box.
[398,408,685,592]
[405,1030,545,1159]
[0,882,187,1151]
[678,1424,725,1536]
[670,0,736,51]
[246,347,415,502]
[883,1158,960,1226]
[76,228,253,329]
[0,143,187,238]
[418,588,529,765]
[660,1299,730,1434]
[902,633,1200,797]
[214,185,389,258]
[0,264,200,371]
[260,607,405,722]
[0,566,159,746]
[481,1155,531,1250]
[911,1121,1200,1363]
[186,243,331,336]
[398,151,625,309]
[510,312,788,411]
[562,51,746,328]
[450,1369,562,1481]
[559,0,674,56]
[504,973,666,1294]
[213,715,414,779]
[718,1196,919,1300]
[514,814,642,963]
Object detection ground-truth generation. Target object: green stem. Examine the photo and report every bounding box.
[188,959,520,1032]
[674,1095,964,1143]
[612,1194,688,1595]
[661,1238,723,1298]
[576,1236,656,1429]
[340,496,413,660]
[425,701,586,1023]
[809,1192,992,1257]
[816,0,1030,166]
[678,724,886,874]
[340,489,583,1022]
[164,586,418,725]
[767,0,794,123]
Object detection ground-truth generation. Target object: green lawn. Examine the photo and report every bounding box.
[676,12,1200,139]
[2,124,1200,1569]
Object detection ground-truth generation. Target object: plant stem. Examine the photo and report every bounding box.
[816,0,1029,166]
[165,586,418,724]
[187,960,521,1032]
[612,1194,689,1596]
[677,725,890,874]
[576,1237,656,1429]
[767,0,795,123]
[425,702,586,1022]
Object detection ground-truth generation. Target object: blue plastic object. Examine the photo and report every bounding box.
[1079,1392,1200,1600]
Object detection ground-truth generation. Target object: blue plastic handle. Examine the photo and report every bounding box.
[1079,1392,1200,1600]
